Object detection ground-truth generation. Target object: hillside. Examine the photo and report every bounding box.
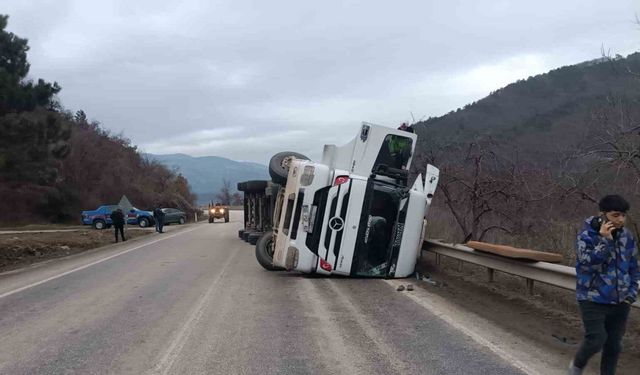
[146,153,269,204]
[411,52,640,243]
[413,52,640,160]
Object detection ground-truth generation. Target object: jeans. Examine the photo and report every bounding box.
[573,300,630,375]
[155,219,164,233]
[114,225,125,242]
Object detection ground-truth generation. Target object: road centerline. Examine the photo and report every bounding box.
[150,246,240,375]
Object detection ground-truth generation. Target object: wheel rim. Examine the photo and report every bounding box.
[96,222,104,229]
[180,218,185,224]
[266,238,275,257]
[140,219,148,227]
[280,155,294,169]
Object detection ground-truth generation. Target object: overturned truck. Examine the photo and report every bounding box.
[238,122,439,278]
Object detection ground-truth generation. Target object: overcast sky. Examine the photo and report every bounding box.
[4,1,639,163]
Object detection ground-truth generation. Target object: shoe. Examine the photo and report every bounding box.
[396,285,405,291]
[568,361,582,375]
[406,284,414,291]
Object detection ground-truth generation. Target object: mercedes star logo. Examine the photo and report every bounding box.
[329,217,344,231]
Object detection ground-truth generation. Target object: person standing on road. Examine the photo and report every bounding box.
[153,205,165,233]
[570,195,638,375]
[110,208,126,243]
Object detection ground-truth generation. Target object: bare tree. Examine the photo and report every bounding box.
[418,139,554,242]
[231,192,243,206]
[568,97,640,187]
[215,179,233,205]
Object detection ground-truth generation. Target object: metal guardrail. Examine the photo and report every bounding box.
[423,239,639,309]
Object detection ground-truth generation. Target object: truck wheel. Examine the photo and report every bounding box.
[269,151,309,185]
[255,231,282,271]
[248,232,261,245]
[179,217,185,225]
[93,219,106,230]
[244,180,268,193]
[243,231,252,242]
[225,214,230,223]
[138,217,150,228]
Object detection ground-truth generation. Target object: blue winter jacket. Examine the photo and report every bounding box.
[576,217,639,304]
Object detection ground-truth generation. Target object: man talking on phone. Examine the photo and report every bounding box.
[570,195,638,375]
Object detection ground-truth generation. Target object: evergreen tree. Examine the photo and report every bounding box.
[0,15,69,185]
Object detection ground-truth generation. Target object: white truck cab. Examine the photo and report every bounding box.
[271,123,439,278]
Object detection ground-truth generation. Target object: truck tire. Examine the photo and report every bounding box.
[244,180,268,193]
[225,214,229,223]
[269,151,309,185]
[93,219,106,230]
[138,217,150,228]
[255,231,282,271]
[248,232,261,245]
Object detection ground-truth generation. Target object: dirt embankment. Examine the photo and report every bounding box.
[0,228,154,272]
[418,253,639,375]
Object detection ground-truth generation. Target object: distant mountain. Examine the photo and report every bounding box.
[145,153,269,204]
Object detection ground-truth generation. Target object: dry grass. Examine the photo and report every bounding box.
[0,229,154,272]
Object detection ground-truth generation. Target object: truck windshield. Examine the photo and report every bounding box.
[374,134,413,171]
[351,181,402,277]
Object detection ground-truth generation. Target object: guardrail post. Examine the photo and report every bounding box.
[487,268,495,283]
[195,212,198,222]
[526,278,534,295]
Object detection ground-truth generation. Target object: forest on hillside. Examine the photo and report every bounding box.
[412,52,640,257]
[0,15,196,224]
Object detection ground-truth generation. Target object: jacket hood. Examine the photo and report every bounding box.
[582,216,599,235]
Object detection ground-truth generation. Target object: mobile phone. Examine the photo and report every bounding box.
[590,216,621,239]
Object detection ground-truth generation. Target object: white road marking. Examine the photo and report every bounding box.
[325,279,411,373]
[298,278,370,375]
[150,247,238,375]
[0,226,204,300]
[0,229,81,234]
[383,279,548,375]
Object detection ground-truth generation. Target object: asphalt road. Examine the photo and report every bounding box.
[0,212,532,375]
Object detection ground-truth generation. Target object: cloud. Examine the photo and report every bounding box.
[3,0,639,163]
